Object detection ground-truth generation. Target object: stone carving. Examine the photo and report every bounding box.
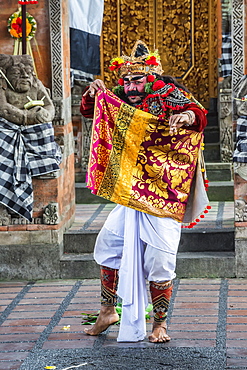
[232,0,244,95]
[49,0,63,100]
[0,54,61,223]
[235,199,247,222]
[10,216,42,225]
[81,117,93,174]
[0,204,11,226]
[219,88,233,162]
[43,203,60,225]
[0,54,55,125]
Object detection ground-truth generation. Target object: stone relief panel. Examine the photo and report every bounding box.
[0,204,11,226]
[43,203,60,225]
[219,89,233,162]
[49,0,63,100]
[81,117,93,174]
[232,0,244,95]
[235,198,247,222]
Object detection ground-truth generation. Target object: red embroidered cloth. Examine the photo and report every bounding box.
[87,89,206,222]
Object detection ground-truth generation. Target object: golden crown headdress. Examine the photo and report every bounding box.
[109,40,164,77]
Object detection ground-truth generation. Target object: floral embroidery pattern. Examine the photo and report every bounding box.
[87,90,203,222]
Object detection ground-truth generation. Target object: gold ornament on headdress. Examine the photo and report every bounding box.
[109,40,164,77]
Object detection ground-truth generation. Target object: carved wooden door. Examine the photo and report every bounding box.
[99,0,218,109]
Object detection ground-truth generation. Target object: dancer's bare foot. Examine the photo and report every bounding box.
[84,305,119,336]
[148,321,171,343]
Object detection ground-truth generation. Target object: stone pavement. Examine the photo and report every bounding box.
[0,278,247,370]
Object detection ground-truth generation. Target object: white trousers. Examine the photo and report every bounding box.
[94,205,181,342]
[94,204,181,282]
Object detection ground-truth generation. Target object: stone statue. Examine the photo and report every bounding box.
[0,54,61,223]
[0,54,55,125]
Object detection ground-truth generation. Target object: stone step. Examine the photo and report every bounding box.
[206,162,232,181]
[207,181,234,201]
[59,251,235,279]
[204,125,219,144]
[75,183,111,204]
[61,202,235,278]
[203,143,221,162]
[60,253,99,279]
[176,251,235,278]
[64,227,234,254]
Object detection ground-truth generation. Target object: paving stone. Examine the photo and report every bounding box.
[227,339,247,348]
[0,333,40,342]
[0,326,46,334]
[1,318,51,327]
[7,311,55,319]
[0,352,29,361]
[170,316,218,324]
[227,357,247,368]
[0,342,35,351]
[12,304,59,312]
[0,361,23,370]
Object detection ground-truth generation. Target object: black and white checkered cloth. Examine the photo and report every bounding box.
[220,33,232,78]
[0,118,62,221]
[233,117,247,163]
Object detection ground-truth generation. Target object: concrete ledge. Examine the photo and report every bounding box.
[0,243,62,280]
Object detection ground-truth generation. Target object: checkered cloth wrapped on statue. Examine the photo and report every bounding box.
[0,117,62,221]
[233,117,247,162]
[220,33,232,78]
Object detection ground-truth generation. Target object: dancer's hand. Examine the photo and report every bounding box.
[83,79,106,98]
[169,111,195,135]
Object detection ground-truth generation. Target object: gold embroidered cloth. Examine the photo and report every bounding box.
[87,90,203,222]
